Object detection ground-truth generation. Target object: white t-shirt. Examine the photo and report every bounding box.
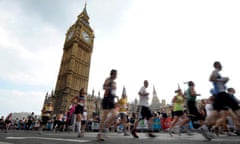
[211,69,227,93]
[205,103,213,117]
[82,112,87,121]
[138,86,149,107]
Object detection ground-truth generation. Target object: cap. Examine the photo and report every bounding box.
[175,89,182,93]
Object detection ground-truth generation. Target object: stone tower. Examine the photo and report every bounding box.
[53,4,94,114]
[150,86,161,112]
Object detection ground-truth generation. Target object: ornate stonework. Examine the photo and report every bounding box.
[85,90,102,119]
[150,86,161,112]
[128,87,172,116]
[52,4,95,114]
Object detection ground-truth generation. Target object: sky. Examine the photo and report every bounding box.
[1,0,240,117]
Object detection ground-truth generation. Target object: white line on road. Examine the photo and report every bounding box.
[0,142,14,144]
[5,137,91,143]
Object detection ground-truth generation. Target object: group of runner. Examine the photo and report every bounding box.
[4,61,236,141]
[92,61,240,141]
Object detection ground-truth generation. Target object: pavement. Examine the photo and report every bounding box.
[0,130,239,144]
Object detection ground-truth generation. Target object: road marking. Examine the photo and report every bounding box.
[6,137,91,143]
[0,142,14,144]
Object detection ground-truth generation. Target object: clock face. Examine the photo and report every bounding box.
[67,31,74,40]
[81,31,90,43]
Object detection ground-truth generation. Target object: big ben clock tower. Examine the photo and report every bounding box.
[53,4,94,113]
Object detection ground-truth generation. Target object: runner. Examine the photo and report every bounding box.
[40,101,53,133]
[0,116,5,131]
[54,111,65,132]
[71,88,86,137]
[199,61,240,140]
[131,80,156,138]
[5,113,12,133]
[168,89,189,136]
[116,86,130,136]
[97,69,119,141]
[185,81,203,126]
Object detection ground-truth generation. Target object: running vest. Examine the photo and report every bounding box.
[77,95,85,106]
[212,71,226,94]
[118,97,128,112]
[104,78,116,97]
[185,88,196,101]
[173,95,184,111]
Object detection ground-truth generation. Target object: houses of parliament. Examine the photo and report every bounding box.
[42,5,171,119]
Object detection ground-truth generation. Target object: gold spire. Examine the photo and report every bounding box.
[78,2,89,22]
[122,86,127,96]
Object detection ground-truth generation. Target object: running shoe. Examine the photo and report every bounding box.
[168,129,173,137]
[97,133,104,141]
[148,133,156,138]
[199,125,212,141]
[131,129,139,138]
[124,131,130,136]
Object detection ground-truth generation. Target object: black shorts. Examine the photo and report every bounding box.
[5,120,11,124]
[138,106,153,120]
[118,112,127,119]
[41,116,50,125]
[55,120,65,126]
[227,95,240,111]
[213,92,240,111]
[81,120,86,125]
[75,105,84,114]
[102,96,115,110]
[173,110,184,117]
[187,101,202,121]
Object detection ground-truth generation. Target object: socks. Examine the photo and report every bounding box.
[77,122,81,134]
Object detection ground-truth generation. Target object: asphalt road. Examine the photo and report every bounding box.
[0,130,239,144]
